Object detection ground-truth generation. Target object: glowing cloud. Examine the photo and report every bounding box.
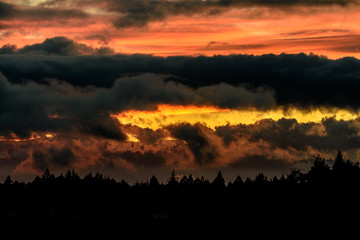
[112,104,360,130]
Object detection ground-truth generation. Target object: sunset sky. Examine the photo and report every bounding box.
[1,0,360,182]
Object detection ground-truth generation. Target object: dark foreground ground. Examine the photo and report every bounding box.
[2,153,360,238]
[1,180,360,237]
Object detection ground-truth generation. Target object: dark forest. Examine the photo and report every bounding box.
[1,150,359,238]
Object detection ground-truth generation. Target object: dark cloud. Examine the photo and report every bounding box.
[0,72,272,139]
[0,1,87,20]
[136,128,164,145]
[85,34,111,45]
[0,72,125,139]
[32,147,75,170]
[229,154,292,170]
[200,42,267,51]
[197,83,275,109]
[1,53,360,109]
[32,150,48,170]
[12,0,357,28]
[0,1,13,19]
[94,73,274,111]
[215,117,360,152]
[1,37,114,56]
[282,29,350,37]
[102,150,166,168]
[216,124,248,147]
[106,0,359,28]
[0,44,16,54]
[86,118,127,141]
[49,147,75,167]
[168,123,217,165]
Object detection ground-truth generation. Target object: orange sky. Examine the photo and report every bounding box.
[1,2,360,59]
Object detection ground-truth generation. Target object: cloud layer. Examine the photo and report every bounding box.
[0,71,275,139]
[1,42,360,179]
[0,1,88,21]
[0,37,114,55]
[11,0,358,28]
[1,51,360,109]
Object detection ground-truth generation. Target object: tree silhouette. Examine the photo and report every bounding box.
[333,150,345,172]
[168,169,178,187]
[3,175,12,185]
[180,175,188,185]
[233,175,244,185]
[287,169,305,184]
[212,170,225,187]
[307,155,331,184]
[1,149,360,236]
[254,173,268,184]
[41,169,55,184]
[188,174,194,184]
[150,175,160,187]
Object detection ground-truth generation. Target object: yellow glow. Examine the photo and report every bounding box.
[164,137,176,141]
[111,104,359,130]
[0,133,55,142]
[45,134,54,138]
[125,133,140,142]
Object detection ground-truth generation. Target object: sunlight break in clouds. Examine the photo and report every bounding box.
[112,104,360,130]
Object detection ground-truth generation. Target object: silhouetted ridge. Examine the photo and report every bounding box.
[1,150,359,238]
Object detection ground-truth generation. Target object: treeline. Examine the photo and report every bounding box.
[1,150,360,238]
[2,150,360,188]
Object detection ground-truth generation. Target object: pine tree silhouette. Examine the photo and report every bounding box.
[3,175,12,185]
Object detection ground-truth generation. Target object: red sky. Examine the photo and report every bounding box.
[1,1,360,59]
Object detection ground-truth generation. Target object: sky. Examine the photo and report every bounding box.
[1,0,360,183]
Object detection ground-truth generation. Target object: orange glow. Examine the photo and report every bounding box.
[0,135,41,142]
[48,114,64,119]
[112,104,360,130]
[1,6,360,59]
[0,133,55,142]
[125,133,140,142]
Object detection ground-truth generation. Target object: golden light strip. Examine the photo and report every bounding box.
[112,104,359,130]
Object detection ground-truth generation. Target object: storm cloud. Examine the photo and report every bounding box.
[215,117,360,152]
[27,0,360,28]
[0,1,88,21]
[32,147,75,170]
[0,52,360,109]
[168,123,218,165]
[0,37,114,56]
[0,72,274,139]
[110,0,355,28]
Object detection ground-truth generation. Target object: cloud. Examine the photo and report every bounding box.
[0,1,88,20]
[9,0,357,28]
[4,113,360,177]
[0,44,16,54]
[168,123,218,165]
[229,154,293,170]
[102,150,166,168]
[1,53,360,110]
[1,36,114,56]
[197,83,275,109]
[215,117,360,153]
[200,42,268,51]
[105,0,360,28]
[0,72,126,139]
[0,72,273,140]
[31,147,75,170]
